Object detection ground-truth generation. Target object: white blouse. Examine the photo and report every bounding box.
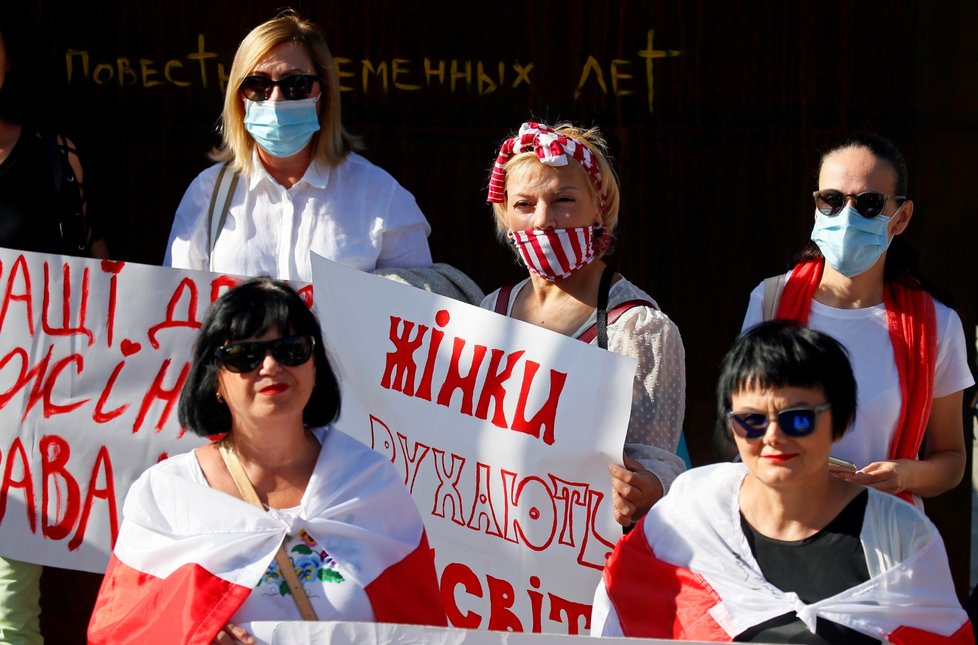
[164,151,432,282]
[481,276,687,492]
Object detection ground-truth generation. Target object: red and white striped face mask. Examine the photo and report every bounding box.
[509,225,605,281]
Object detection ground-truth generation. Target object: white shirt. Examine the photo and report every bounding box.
[164,151,432,281]
[741,275,973,475]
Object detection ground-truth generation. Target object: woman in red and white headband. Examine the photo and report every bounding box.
[481,121,688,528]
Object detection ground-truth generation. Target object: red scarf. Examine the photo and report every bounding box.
[776,258,937,471]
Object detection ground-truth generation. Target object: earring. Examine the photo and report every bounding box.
[216,391,224,403]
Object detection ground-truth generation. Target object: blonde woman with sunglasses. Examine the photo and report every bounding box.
[738,134,972,507]
[164,11,432,281]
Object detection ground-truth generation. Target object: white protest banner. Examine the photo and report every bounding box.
[0,248,277,571]
[311,256,636,636]
[265,620,696,644]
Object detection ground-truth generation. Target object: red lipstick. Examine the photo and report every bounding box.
[762,453,797,463]
[259,383,288,395]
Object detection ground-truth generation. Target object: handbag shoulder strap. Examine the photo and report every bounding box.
[494,284,515,315]
[578,267,658,347]
[576,299,657,346]
[207,163,240,272]
[217,440,318,621]
[761,273,787,321]
[594,265,614,349]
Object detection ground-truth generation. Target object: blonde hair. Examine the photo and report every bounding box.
[489,123,620,240]
[212,10,360,174]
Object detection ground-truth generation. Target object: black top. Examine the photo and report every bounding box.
[0,130,74,254]
[735,489,879,644]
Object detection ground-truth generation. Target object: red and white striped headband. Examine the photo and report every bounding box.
[487,122,605,206]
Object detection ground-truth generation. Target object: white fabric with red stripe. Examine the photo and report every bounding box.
[593,462,970,641]
[509,225,600,281]
[487,122,604,206]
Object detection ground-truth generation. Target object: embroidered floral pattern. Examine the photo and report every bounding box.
[257,529,344,597]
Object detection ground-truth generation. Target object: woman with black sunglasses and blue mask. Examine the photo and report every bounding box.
[164,11,432,281]
[593,321,971,642]
[739,134,972,508]
[88,278,446,644]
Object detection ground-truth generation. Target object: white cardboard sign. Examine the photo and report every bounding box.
[0,248,275,570]
[311,256,635,635]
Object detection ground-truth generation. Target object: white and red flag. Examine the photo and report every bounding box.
[88,427,445,644]
[593,463,973,644]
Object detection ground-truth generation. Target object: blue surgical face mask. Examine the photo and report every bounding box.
[810,204,896,277]
[243,96,321,158]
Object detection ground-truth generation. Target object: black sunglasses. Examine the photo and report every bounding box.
[812,190,906,219]
[240,75,322,101]
[215,335,315,373]
[727,403,831,440]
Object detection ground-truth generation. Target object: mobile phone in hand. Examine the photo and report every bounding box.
[828,456,857,473]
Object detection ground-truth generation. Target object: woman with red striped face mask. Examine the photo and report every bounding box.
[481,121,689,529]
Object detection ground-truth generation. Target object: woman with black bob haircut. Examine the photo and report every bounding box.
[90,278,446,644]
[594,321,970,643]
[179,277,340,437]
[716,321,856,443]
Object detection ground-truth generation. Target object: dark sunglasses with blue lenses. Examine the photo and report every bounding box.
[727,403,831,440]
[812,190,905,219]
[240,74,322,101]
[215,335,315,373]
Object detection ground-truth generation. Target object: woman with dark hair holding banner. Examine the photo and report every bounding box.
[480,121,687,529]
[739,134,972,508]
[593,321,971,642]
[88,278,445,644]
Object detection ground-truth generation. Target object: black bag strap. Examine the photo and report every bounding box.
[577,266,658,348]
[595,264,614,349]
[576,298,657,346]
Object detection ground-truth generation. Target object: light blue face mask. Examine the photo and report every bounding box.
[243,96,321,158]
[810,204,895,277]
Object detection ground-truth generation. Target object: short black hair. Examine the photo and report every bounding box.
[178,277,340,436]
[716,320,856,440]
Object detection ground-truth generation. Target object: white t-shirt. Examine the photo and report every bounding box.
[741,275,973,473]
[164,151,432,282]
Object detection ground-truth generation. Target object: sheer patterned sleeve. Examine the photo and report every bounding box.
[607,306,687,492]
